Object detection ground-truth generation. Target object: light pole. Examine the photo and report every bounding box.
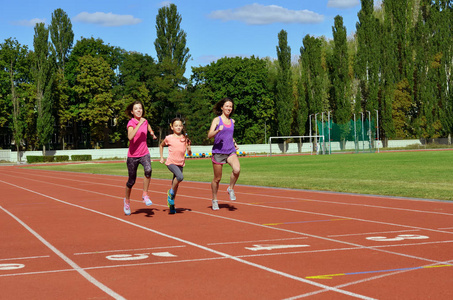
[367,110,371,151]
[321,112,325,154]
[360,112,364,151]
[375,109,379,153]
[328,111,332,154]
[314,113,319,154]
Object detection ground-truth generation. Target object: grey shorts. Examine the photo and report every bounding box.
[212,152,236,165]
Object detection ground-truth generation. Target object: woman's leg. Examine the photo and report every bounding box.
[227,154,240,189]
[211,163,223,200]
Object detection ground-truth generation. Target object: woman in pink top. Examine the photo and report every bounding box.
[123,101,157,216]
[159,118,192,214]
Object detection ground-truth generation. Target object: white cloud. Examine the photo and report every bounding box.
[73,12,142,27]
[12,18,46,27]
[327,0,360,9]
[209,4,324,25]
[159,1,172,7]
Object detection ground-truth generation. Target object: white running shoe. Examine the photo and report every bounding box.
[212,199,219,210]
[227,187,236,201]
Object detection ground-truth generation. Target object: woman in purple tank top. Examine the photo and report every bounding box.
[207,97,240,210]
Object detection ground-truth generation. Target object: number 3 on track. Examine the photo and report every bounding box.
[366,234,429,242]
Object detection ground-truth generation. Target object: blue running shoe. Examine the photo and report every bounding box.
[167,189,175,206]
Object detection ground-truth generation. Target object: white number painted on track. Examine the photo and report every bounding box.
[366,234,429,242]
[245,244,310,251]
[0,263,25,270]
[106,252,177,261]
[106,254,150,261]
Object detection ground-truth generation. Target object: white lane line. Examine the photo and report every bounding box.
[328,229,419,237]
[74,245,186,256]
[207,237,308,245]
[0,180,374,300]
[7,169,453,217]
[0,255,50,261]
[0,205,125,300]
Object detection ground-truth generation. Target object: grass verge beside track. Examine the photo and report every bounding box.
[23,150,453,201]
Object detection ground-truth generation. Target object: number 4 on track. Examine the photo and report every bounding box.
[245,244,310,251]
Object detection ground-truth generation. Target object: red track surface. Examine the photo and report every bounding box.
[1,165,452,299]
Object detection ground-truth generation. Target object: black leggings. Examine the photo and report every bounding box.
[126,154,152,188]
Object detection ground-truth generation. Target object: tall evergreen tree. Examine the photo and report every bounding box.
[49,8,73,149]
[355,0,380,114]
[276,30,293,136]
[331,15,352,146]
[154,3,191,136]
[32,22,54,155]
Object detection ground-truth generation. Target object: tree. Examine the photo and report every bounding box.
[300,35,328,119]
[153,3,191,135]
[0,38,30,161]
[276,30,293,137]
[73,55,114,148]
[355,0,380,116]
[189,56,273,144]
[49,8,73,149]
[49,8,73,72]
[32,22,55,154]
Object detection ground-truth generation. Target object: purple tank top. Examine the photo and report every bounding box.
[212,116,236,154]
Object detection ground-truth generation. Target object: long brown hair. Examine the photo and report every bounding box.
[213,97,234,117]
[125,100,145,118]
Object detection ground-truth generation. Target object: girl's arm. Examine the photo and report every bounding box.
[127,118,146,140]
[186,139,192,156]
[159,139,166,164]
[148,124,157,139]
[207,117,223,139]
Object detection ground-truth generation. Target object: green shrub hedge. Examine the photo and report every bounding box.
[26,155,70,163]
[71,154,92,161]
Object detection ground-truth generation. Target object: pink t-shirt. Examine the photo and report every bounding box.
[127,118,150,157]
[164,134,187,167]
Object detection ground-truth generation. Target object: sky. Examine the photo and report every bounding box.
[1,0,382,77]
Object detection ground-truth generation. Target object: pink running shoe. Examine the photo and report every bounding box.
[142,195,152,206]
[123,198,131,216]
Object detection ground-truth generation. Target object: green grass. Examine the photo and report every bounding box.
[24,150,453,201]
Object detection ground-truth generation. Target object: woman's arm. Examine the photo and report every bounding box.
[207,117,223,139]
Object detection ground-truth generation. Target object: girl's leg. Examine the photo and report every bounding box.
[167,165,184,197]
[227,154,240,189]
[211,163,223,200]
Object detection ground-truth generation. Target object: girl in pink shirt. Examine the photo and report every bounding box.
[159,118,192,214]
[123,101,157,216]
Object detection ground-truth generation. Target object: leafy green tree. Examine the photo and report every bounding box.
[355,0,380,115]
[189,56,273,144]
[0,38,30,160]
[300,35,328,126]
[330,15,352,148]
[49,8,73,149]
[116,51,159,145]
[276,30,293,136]
[153,3,191,135]
[66,37,123,148]
[73,55,114,148]
[32,22,55,154]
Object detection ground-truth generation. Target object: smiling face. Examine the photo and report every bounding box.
[171,120,184,135]
[221,100,234,117]
[132,103,143,119]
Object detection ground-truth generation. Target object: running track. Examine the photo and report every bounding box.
[1,165,452,299]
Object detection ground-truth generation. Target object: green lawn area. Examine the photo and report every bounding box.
[24,150,453,201]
